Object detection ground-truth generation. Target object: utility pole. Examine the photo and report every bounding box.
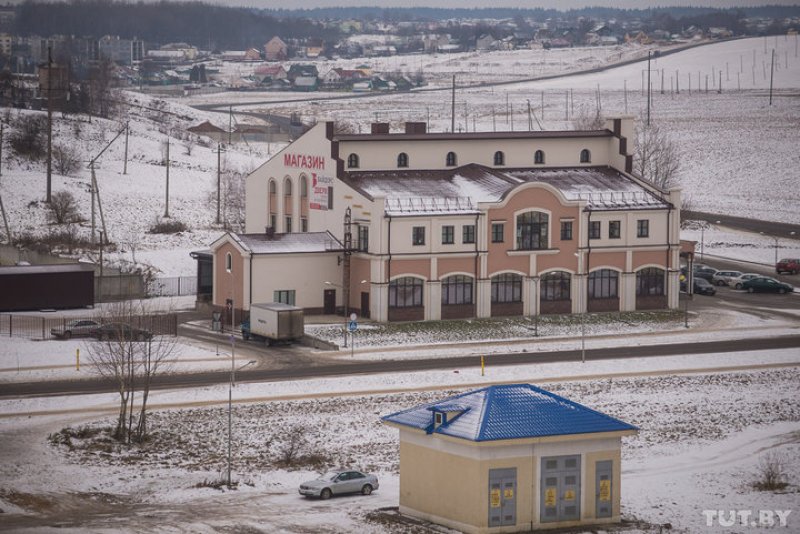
[769,48,775,106]
[164,136,170,218]
[0,191,10,245]
[216,143,223,224]
[228,106,233,144]
[0,122,4,177]
[450,75,455,133]
[46,46,53,203]
[122,122,129,175]
[646,51,651,126]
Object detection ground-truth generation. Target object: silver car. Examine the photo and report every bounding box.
[711,270,742,287]
[728,273,760,290]
[299,469,379,499]
[50,319,100,340]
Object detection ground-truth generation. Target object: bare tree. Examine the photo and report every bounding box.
[47,190,82,224]
[278,425,309,466]
[208,163,247,232]
[85,302,175,442]
[634,120,681,190]
[52,143,81,176]
[571,105,604,130]
[183,138,195,156]
[752,450,789,491]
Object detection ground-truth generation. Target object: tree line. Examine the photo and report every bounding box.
[13,0,340,50]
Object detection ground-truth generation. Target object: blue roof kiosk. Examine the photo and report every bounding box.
[382,384,638,533]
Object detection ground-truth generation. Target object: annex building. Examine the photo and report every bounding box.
[207,116,681,322]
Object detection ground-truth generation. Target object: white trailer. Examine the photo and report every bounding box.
[242,302,304,344]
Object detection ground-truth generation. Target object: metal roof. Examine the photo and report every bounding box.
[334,130,613,142]
[346,164,669,213]
[233,231,343,254]
[0,263,95,276]
[382,383,637,442]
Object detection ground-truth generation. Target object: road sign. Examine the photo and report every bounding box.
[350,312,357,321]
[348,320,358,332]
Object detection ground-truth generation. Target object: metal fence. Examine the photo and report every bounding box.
[0,313,178,341]
[147,276,197,298]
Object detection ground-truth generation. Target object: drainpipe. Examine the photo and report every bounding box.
[474,212,480,315]
[249,253,253,311]
[666,204,673,304]
[585,209,592,314]
[387,214,392,320]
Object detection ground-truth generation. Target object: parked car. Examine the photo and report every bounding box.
[728,273,761,290]
[91,322,153,341]
[776,258,800,275]
[742,277,794,294]
[693,278,717,296]
[50,319,100,340]
[711,270,743,287]
[299,469,379,500]
[692,265,718,282]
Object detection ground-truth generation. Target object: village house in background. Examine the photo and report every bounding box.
[202,115,682,323]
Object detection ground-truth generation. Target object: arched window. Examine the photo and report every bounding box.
[225,252,232,272]
[284,178,292,196]
[268,180,276,194]
[388,277,423,308]
[589,269,619,299]
[516,211,549,250]
[347,153,359,168]
[540,271,571,301]
[397,152,409,168]
[441,275,473,305]
[300,176,308,198]
[580,148,591,163]
[493,150,505,166]
[446,151,457,166]
[534,150,545,164]
[491,273,522,303]
[636,267,665,296]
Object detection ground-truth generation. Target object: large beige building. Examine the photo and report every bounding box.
[382,383,638,533]
[207,117,681,322]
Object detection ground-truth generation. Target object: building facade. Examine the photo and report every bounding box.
[207,116,681,322]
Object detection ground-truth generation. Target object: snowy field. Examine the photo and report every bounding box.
[0,355,798,533]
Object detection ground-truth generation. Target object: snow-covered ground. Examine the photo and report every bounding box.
[682,221,800,267]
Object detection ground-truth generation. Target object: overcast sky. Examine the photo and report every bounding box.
[214,0,800,9]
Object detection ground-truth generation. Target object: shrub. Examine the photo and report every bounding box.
[9,115,46,161]
[148,219,188,234]
[53,144,81,176]
[47,191,82,224]
[752,451,789,491]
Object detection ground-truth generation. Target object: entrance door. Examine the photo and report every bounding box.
[595,460,612,518]
[360,292,370,318]
[488,468,517,527]
[541,455,581,523]
[323,289,336,314]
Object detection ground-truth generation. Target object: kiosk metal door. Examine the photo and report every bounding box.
[541,455,581,523]
[489,468,517,527]
[596,460,613,518]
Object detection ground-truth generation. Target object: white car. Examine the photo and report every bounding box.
[711,270,742,287]
[299,469,379,499]
[728,273,761,290]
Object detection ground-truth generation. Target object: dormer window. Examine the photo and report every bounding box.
[494,150,505,166]
[347,153,359,168]
[535,149,545,164]
[580,148,591,163]
[397,152,409,168]
[446,151,457,166]
[434,412,443,425]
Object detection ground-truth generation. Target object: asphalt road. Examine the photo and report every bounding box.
[3,334,799,399]
[683,210,800,240]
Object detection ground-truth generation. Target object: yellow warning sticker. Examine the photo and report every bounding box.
[599,479,611,502]
[490,488,501,508]
[504,488,514,500]
[544,487,556,507]
[564,489,576,501]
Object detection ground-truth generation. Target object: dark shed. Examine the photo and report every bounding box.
[0,264,95,311]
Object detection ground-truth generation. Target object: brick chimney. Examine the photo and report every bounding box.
[404,122,427,134]
[371,122,390,134]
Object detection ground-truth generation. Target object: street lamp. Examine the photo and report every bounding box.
[227,358,256,488]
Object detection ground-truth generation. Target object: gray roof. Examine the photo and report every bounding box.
[232,231,342,254]
[335,130,612,142]
[345,164,669,214]
[0,263,95,275]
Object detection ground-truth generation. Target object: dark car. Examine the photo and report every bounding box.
[693,278,716,296]
[50,319,100,340]
[776,258,800,275]
[693,265,718,282]
[91,322,153,341]
[742,277,794,294]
